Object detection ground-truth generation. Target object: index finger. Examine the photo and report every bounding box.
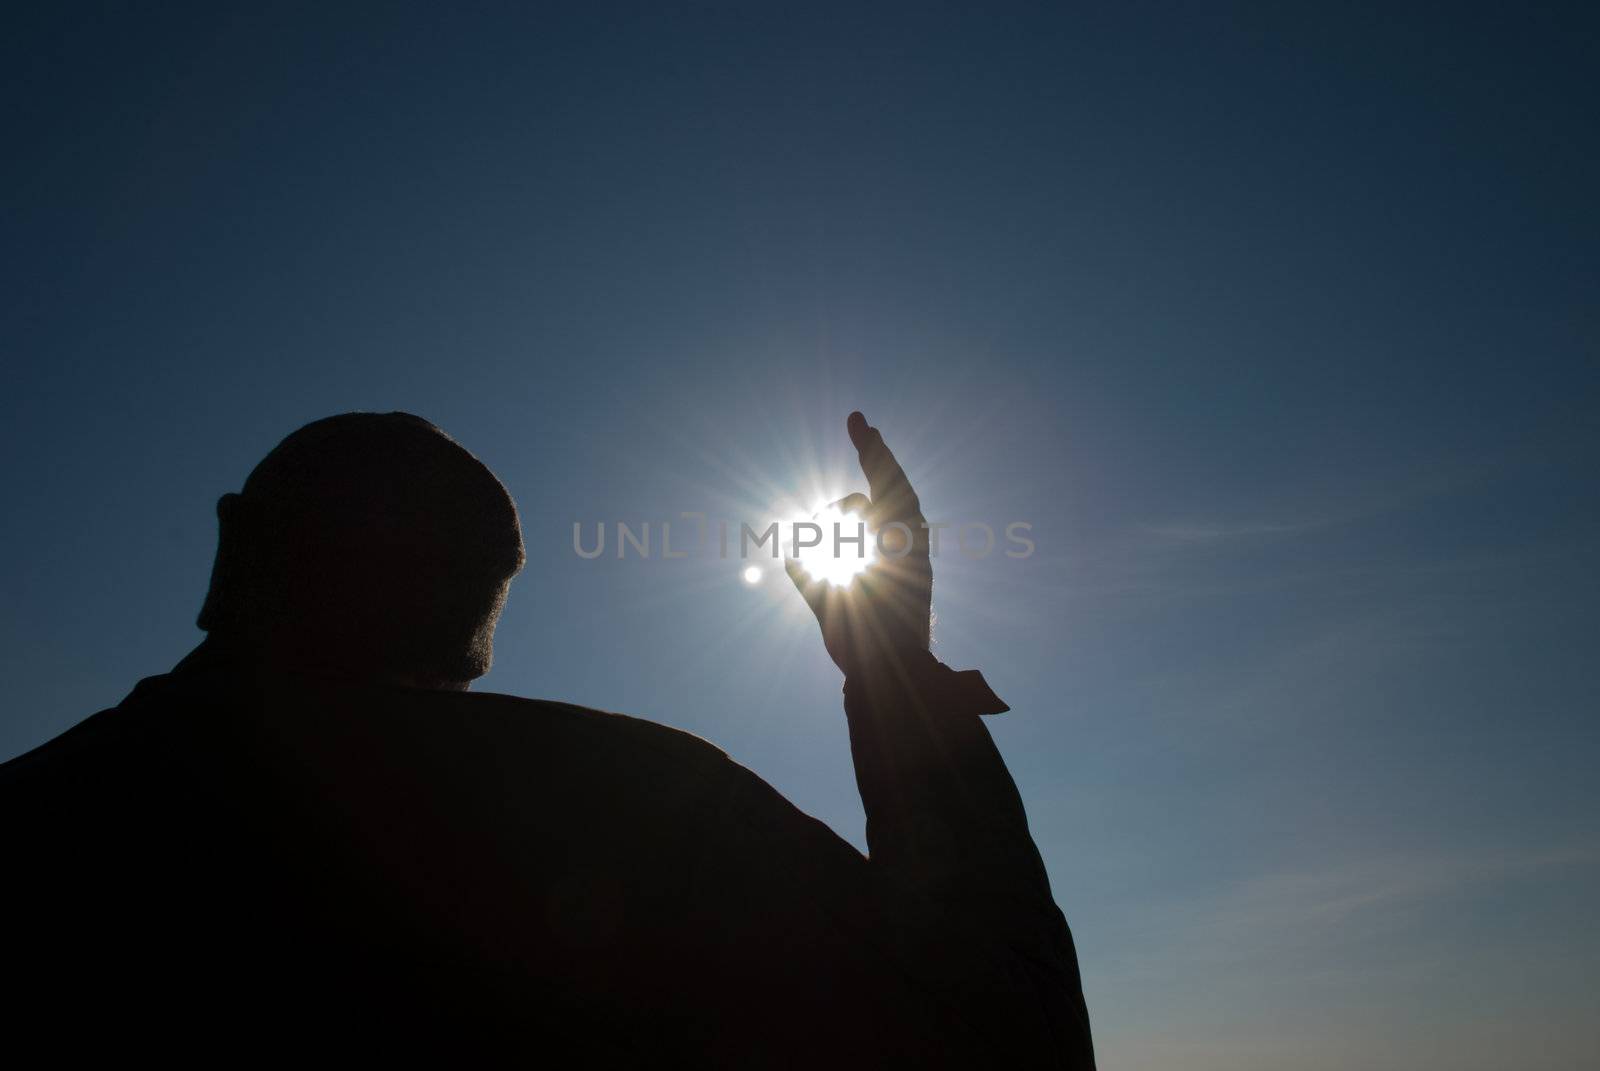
[847,411,922,523]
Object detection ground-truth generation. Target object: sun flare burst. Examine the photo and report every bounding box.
[788,504,876,587]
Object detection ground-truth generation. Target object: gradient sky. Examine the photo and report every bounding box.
[4,4,1598,1068]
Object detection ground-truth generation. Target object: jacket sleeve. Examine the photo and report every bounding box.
[684,651,1095,1068]
[840,649,1095,1068]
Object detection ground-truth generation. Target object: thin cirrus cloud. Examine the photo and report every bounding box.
[1093,843,1600,1071]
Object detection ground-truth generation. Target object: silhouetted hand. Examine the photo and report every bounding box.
[786,412,933,678]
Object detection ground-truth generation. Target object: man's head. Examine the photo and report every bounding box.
[198,412,525,689]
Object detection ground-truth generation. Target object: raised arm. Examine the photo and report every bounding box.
[785,412,1095,1068]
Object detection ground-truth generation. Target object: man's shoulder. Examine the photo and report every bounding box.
[472,690,727,754]
[302,685,757,818]
[382,686,732,767]
[0,691,161,791]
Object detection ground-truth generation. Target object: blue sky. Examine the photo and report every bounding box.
[4,4,1597,1067]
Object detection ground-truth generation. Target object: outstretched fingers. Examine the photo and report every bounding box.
[847,411,922,526]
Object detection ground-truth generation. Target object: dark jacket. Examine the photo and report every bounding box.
[2,640,1094,1067]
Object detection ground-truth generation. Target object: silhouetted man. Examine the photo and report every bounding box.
[2,411,1094,1067]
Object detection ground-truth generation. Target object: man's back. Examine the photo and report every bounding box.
[3,643,1002,1064]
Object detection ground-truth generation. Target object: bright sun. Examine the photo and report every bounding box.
[788,504,876,587]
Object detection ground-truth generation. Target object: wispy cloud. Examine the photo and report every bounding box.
[1212,844,1600,938]
[1095,840,1600,999]
[1091,843,1600,1070]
